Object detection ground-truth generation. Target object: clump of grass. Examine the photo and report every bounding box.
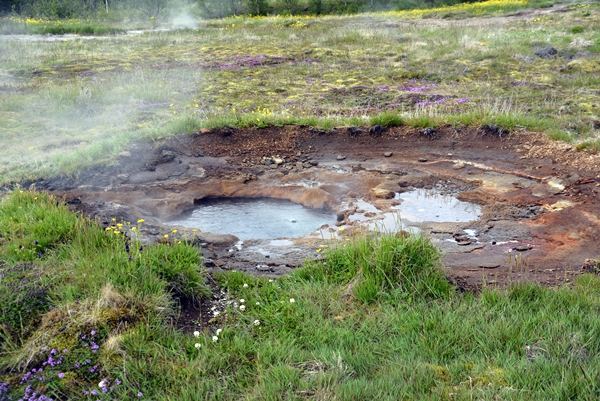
[298,228,451,302]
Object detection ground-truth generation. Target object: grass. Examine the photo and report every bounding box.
[2,190,600,399]
[0,1,599,183]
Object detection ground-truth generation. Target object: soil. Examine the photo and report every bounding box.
[30,124,600,292]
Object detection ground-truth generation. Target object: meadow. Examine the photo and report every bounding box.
[0,0,598,183]
[2,1,600,399]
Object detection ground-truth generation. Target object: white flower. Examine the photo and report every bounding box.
[213,311,220,317]
[243,283,248,288]
[212,336,218,342]
[216,328,222,335]
[194,343,201,349]
[253,320,260,326]
[240,299,245,303]
[290,298,295,303]
[255,302,260,305]
[193,331,200,338]
[268,279,273,283]
[98,380,106,388]
[239,305,246,311]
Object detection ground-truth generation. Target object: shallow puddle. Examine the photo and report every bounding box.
[168,197,336,240]
[393,189,481,224]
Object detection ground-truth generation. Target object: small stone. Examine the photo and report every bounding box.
[453,162,465,170]
[515,244,533,251]
[418,158,428,163]
[309,160,319,166]
[336,155,346,161]
[384,152,393,157]
[456,240,473,246]
[479,263,500,269]
[118,151,131,157]
[199,128,211,134]
[117,174,129,181]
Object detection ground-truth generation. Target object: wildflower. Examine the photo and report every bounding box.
[172,229,178,233]
[216,328,222,335]
[163,234,169,239]
[254,320,260,326]
[131,227,137,231]
[98,380,106,388]
[212,336,218,342]
[240,305,246,311]
[192,228,198,232]
[193,331,200,337]
[243,283,248,288]
[34,240,39,245]
[115,379,121,385]
[58,373,65,378]
[240,299,245,303]
[138,392,143,397]
[268,279,274,283]
[339,227,345,231]
[37,253,43,258]
[137,219,145,223]
[255,302,260,305]
[290,298,295,303]
[195,343,201,349]
[111,218,116,222]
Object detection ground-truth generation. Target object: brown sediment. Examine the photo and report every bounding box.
[39,124,600,290]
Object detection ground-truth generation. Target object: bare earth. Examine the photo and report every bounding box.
[37,125,600,291]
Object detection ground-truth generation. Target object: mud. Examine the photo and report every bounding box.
[32,124,600,291]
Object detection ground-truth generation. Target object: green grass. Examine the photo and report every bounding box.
[2,190,600,399]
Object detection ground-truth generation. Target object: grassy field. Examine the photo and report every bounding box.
[0,1,599,183]
[2,2,600,399]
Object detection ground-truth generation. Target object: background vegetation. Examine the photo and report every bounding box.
[1,0,566,19]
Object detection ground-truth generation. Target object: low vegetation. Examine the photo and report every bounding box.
[1,190,600,399]
[0,1,598,184]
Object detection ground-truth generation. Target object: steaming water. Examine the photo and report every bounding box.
[169,198,336,240]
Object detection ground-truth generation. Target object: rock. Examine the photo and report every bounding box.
[418,158,428,163]
[118,151,131,157]
[295,162,304,170]
[309,160,319,166]
[195,232,240,246]
[369,187,395,199]
[336,155,346,161]
[421,127,438,140]
[263,157,274,166]
[272,157,284,165]
[456,239,473,246]
[479,262,500,269]
[481,124,509,138]
[117,174,129,181]
[514,244,533,251]
[369,125,386,136]
[534,46,558,59]
[348,126,363,137]
[199,128,211,134]
[453,162,465,170]
[563,59,600,73]
[384,152,393,157]
[582,259,600,275]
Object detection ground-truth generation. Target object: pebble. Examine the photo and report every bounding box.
[418,158,428,162]
[384,152,393,157]
[515,244,533,251]
[479,263,500,269]
[336,155,346,161]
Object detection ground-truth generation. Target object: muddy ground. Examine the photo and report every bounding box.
[30,125,600,291]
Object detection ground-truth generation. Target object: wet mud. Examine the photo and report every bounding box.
[34,125,600,291]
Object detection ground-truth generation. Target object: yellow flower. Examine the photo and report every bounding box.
[339,227,345,231]
[137,219,145,223]
[192,228,198,232]
[172,229,178,233]
[131,227,137,231]
[177,241,182,244]
[164,234,169,239]
[111,217,116,221]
